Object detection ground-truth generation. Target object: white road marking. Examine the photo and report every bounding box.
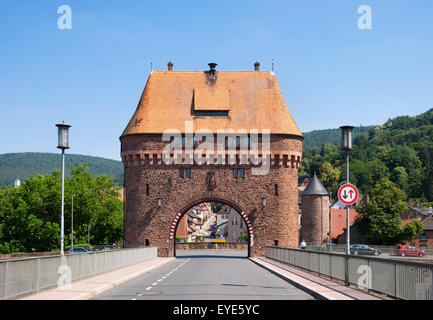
[148,258,190,288]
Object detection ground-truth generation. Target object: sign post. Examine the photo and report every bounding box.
[338,182,358,286]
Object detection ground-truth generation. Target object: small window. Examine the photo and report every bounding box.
[145,239,150,246]
[146,184,150,196]
[236,136,241,146]
[421,233,427,240]
[274,184,278,196]
[239,168,245,179]
[174,136,181,146]
[179,168,184,178]
[228,136,234,146]
[233,168,238,179]
[274,240,279,246]
[186,168,191,178]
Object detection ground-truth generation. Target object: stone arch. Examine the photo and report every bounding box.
[169,197,254,257]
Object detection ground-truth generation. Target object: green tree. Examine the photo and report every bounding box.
[0,165,123,254]
[356,178,421,245]
[390,166,409,193]
[237,228,248,242]
[401,219,424,242]
[365,159,389,182]
[319,162,340,196]
[340,159,372,194]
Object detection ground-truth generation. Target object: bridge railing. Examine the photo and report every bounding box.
[0,246,157,300]
[298,243,433,257]
[266,246,433,300]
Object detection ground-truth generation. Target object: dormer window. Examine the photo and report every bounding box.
[192,87,230,117]
[194,110,229,117]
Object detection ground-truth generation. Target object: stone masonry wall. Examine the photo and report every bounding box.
[121,134,303,257]
[300,195,330,244]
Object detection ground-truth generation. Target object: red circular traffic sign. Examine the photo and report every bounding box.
[338,183,359,205]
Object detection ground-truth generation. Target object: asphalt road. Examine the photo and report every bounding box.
[92,250,315,300]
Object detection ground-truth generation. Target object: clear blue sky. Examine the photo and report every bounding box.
[1,0,432,160]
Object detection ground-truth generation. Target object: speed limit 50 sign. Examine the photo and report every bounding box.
[338,183,359,205]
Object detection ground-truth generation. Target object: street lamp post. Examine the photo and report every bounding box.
[71,194,74,251]
[56,123,71,256]
[328,191,332,245]
[340,125,354,286]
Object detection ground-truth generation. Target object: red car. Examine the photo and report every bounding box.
[394,245,425,257]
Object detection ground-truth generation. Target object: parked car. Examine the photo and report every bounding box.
[69,247,93,254]
[394,245,425,257]
[349,244,381,256]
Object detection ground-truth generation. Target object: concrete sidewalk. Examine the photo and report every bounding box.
[250,257,383,300]
[21,257,174,300]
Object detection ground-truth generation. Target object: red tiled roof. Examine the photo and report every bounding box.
[331,209,359,239]
[121,70,302,136]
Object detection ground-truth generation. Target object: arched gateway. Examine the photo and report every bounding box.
[120,62,303,257]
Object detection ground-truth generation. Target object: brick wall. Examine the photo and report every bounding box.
[300,195,330,244]
[121,133,303,257]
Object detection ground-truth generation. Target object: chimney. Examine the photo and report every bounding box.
[167,61,173,71]
[208,63,217,74]
[254,61,260,71]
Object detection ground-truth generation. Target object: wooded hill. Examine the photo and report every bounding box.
[301,108,433,204]
[0,153,123,188]
[2,108,433,203]
[302,126,373,150]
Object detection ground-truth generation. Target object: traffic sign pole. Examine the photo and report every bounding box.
[346,154,349,286]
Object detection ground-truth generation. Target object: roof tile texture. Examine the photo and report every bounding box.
[122,71,302,136]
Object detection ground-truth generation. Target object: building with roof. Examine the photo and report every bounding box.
[300,174,330,244]
[120,62,303,257]
[407,208,433,252]
[332,208,361,244]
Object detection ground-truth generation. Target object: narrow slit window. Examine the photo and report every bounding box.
[233,168,238,179]
[179,168,184,178]
[239,168,245,179]
[146,184,150,196]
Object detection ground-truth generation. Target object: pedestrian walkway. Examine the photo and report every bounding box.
[250,257,384,300]
[21,257,174,300]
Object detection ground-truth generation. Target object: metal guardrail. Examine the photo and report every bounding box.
[300,243,433,257]
[0,246,157,300]
[266,246,433,300]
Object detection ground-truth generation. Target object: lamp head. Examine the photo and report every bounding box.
[340,125,354,151]
[56,123,71,149]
